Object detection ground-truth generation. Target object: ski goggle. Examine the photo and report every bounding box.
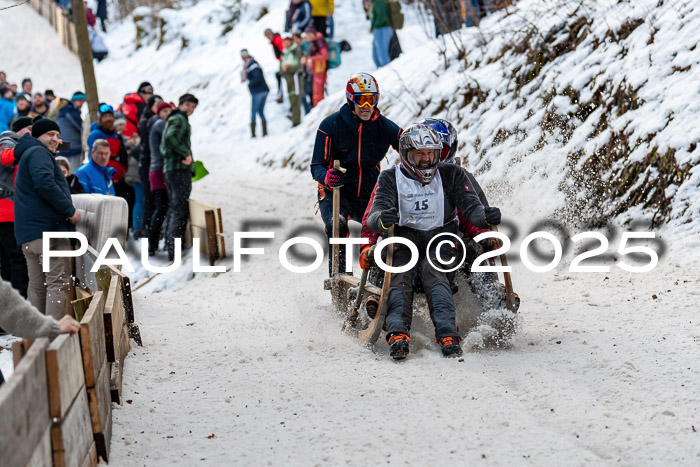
[99,104,114,115]
[347,92,378,108]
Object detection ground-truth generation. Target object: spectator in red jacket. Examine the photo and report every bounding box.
[264,29,285,104]
[119,82,154,137]
[85,1,96,28]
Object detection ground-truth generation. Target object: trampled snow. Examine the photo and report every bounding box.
[0,1,698,465]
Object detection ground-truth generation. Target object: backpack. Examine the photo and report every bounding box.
[325,38,342,69]
[387,0,404,30]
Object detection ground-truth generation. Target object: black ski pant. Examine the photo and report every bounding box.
[384,226,460,341]
[139,163,153,233]
[0,222,28,298]
[114,180,135,230]
[148,188,169,253]
[318,189,368,275]
[164,169,191,257]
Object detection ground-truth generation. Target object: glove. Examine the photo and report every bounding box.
[324,168,345,188]
[478,237,501,251]
[379,207,399,230]
[484,207,501,225]
[359,245,373,270]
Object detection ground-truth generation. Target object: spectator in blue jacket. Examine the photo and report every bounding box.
[74,139,116,195]
[290,0,312,34]
[0,87,16,133]
[56,92,86,171]
[13,119,80,319]
[240,50,270,138]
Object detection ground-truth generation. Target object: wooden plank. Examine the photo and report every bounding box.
[27,425,53,467]
[216,207,226,258]
[80,441,98,467]
[110,326,130,404]
[103,275,125,363]
[75,285,92,300]
[94,267,111,296]
[338,274,382,296]
[46,333,86,419]
[79,291,106,388]
[12,338,35,368]
[205,209,218,265]
[0,338,51,467]
[72,295,92,322]
[51,388,93,467]
[87,362,111,434]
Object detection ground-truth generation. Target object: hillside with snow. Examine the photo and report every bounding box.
[1,1,698,465]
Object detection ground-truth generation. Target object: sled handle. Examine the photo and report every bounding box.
[491,225,515,312]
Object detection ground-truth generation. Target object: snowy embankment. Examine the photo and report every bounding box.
[0,1,698,465]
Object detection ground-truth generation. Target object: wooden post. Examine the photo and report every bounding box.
[331,160,341,278]
[69,0,100,123]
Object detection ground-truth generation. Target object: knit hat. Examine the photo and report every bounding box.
[240,49,250,58]
[11,116,32,133]
[71,91,86,101]
[113,112,127,126]
[178,93,199,105]
[31,118,60,138]
[137,81,153,93]
[156,102,174,114]
[146,94,163,109]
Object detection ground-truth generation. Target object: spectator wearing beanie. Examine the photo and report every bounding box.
[57,91,87,171]
[119,81,154,137]
[161,94,197,261]
[9,93,31,129]
[0,116,33,297]
[137,94,163,237]
[13,118,80,319]
[0,86,16,133]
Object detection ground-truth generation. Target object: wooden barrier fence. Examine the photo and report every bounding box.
[30,0,80,55]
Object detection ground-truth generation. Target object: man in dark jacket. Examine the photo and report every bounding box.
[56,91,86,171]
[147,103,173,256]
[310,72,401,274]
[241,50,270,137]
[13,119,80,319]
[161,94,198,261]
[366,123,502,359]
[136,94,163,236]
[0,117,32,297]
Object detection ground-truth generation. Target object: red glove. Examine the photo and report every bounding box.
[359,245,373,270]
[324,168,345,188]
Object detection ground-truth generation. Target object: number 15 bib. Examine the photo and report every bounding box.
[395,166,445,231]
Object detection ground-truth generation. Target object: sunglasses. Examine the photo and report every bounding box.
[348,92,378,108]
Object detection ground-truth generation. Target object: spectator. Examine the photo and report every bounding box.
[161,94,198,261]
[13,118,80,319]
[74,139,116,195]
[264,28,286,104]
[302,26,328,106]
[120,81,153,138]
[89,27,109,62]
[0,71,6,84]
[290,0,312,34]
[9,93,30,128]
[85,1,96,28]
[0,117,32,298]
[137,94,163,238]
[147,102,173,256]
[21,78,32,97]
[96,0,107,32]
[0,86,15,133]
[280,35,303,127]
[55,156,86,194]
[240,49,269,138]
[56,91,86,172]
[9,83,18,94]
[47,95,71,122]
[0,280,81,385]
[310,0,332,37]
[369,0,392,68]
[113,113,139,230]
[432,0,465,35]
[293,33,313,114]
[30,93,49,117]
[44,90,56,104]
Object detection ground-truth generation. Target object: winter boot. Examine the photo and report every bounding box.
[365,295,380,319]
[250,122,256,138]
[262,120,268,137]
[388,333,410,360]
[437,336,463,358]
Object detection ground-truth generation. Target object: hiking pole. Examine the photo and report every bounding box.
[491,225,515,312]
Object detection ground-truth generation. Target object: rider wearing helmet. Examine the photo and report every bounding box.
[310,72,402,274]
[366,123,502,360]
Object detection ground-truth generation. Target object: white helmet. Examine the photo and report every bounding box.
[399,123,443,184]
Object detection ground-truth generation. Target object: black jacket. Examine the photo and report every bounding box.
[310,104,401,200]
[367,164,489,236]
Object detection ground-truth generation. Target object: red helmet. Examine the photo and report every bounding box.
[346,72,380,108]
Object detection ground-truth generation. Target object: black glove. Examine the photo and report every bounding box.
[484,207,501,225]
[379,207,399,230]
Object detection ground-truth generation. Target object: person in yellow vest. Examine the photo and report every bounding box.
[309,0,334,37]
